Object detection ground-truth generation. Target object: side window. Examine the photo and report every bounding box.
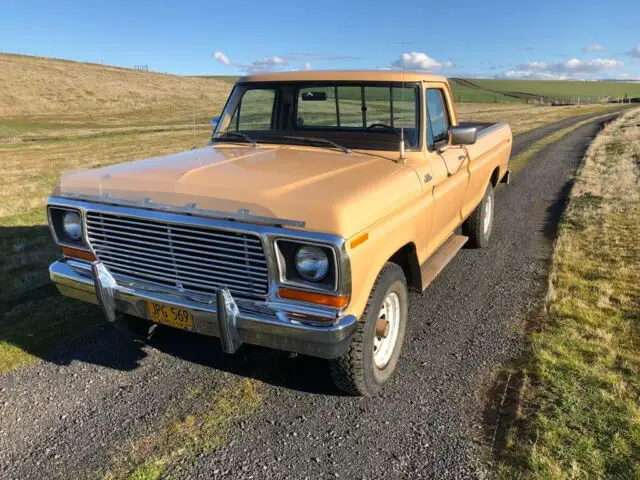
[426,89,450,146]
[229,89,276,131]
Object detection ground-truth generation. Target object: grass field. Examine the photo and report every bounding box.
[0,53,627,373]
[470,78,640,103]
[0,53,231,143]
[450,80,521,103]
[496,108,640,478]
[180,75,640,104]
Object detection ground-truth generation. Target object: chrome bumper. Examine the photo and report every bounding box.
[50,259,358,359]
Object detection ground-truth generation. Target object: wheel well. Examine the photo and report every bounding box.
[490,167,501,187]
[388,242,421,292]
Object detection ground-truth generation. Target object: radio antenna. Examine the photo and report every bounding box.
[399,45,406,163]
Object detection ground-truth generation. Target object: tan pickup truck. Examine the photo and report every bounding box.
[47,70,511,395]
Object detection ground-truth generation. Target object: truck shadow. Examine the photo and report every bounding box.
[144,324,341,395]
[0,224,339,394]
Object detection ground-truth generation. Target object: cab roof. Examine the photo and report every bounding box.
[239,70,447,84]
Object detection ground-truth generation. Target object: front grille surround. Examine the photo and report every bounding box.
[85,211,270,299]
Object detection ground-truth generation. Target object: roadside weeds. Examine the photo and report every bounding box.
[102,378,261,480]
[489,108,640,478]
[508,111,622,175]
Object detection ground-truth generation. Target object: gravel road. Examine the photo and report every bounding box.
[0,111,622,480]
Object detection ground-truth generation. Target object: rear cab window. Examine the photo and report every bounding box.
[295,84,419,147]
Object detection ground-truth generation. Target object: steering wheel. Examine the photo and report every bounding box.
[366,123,400,136]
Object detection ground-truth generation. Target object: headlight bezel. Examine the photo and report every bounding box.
[47,206,88,250]
[274,239,338,292]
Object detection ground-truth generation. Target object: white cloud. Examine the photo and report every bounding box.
[506,57,624,79]
[504,70,568,80]
[392,52,455,71]
[213,52,360,73]
[212,51,230,65]
[628,44,640,58]
[245,56,287,73]
[212,52,289,73]
[252,56,286,67]
[583,43,605,52]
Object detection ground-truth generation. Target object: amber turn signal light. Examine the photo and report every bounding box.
[62,246,96,262]
[278,287,348,308]
[350,232,369,249]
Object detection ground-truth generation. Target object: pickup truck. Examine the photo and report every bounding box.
[47,70,512,396]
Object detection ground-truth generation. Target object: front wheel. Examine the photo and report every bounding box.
[462,182,494,248]
[329,263,408,396]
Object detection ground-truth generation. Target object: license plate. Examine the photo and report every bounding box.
[147,301,194,331]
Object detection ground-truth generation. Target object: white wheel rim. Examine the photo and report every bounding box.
[373,292,401,369]
[483,192,493,235]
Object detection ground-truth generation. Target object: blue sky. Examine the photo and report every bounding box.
[1,0,639,80]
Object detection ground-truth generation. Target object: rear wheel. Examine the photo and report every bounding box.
[463,182,494,248]
[329,263,408,396]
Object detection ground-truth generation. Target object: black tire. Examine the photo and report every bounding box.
[329,263,408,396]
[462,182,495,248]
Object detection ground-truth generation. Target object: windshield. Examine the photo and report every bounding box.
[213,82,420,150]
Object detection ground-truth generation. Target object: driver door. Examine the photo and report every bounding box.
[423,88,469,254]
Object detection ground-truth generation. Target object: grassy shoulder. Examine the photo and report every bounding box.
[496,108,640,478]
[103,379,261,480]
[507,111,622,175]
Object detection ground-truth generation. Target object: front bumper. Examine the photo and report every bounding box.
[50,259,358,359]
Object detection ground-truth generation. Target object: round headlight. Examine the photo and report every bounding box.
[294,245,329,282]
[62,211,82,241]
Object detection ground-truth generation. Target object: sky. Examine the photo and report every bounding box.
[1,0,639,80]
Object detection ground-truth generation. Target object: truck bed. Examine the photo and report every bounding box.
[458,121,506,138]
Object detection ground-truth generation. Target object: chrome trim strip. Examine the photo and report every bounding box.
[477,121,508,139]
[55,192,306,228]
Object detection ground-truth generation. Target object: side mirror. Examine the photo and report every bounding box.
[449,125,478,146]
[210,116,220,128]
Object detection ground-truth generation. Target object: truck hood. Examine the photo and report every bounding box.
[57,144,423,238]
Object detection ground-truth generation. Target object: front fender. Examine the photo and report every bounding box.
[343,195,430,319]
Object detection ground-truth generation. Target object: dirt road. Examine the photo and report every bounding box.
[0,112,621,479]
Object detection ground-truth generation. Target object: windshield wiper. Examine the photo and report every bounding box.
[279,135,352,154]
[212,131,258,147]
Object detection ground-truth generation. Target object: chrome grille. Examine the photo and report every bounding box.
[85,212,269,298]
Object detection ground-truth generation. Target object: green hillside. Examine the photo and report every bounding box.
[469,78,640,102]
